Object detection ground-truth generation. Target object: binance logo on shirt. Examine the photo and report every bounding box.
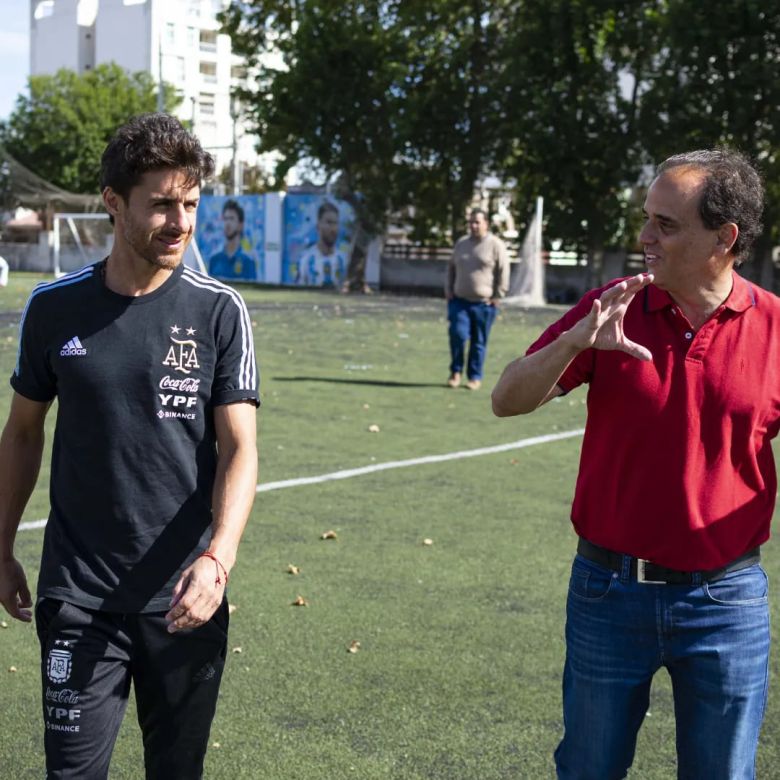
[162,324,200,375]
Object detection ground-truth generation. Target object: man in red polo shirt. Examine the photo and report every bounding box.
[492,149,776,779]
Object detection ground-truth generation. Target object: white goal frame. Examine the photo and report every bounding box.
[52,212,207,277]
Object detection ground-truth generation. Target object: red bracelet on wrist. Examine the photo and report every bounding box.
[198,551,229,585]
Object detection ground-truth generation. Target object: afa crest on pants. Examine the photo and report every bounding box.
[47,648,72,684]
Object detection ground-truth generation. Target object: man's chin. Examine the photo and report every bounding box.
[145,252,184,271]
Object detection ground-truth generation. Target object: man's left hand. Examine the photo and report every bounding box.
[165,556,226,633]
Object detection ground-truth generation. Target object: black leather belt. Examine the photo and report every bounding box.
[577,538,761,585]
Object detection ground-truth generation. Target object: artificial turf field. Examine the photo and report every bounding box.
[1,271,780,778]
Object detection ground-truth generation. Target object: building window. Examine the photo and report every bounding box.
[187,26,198,48]
[187,0,200,17]
[165,22,176,46]
[230,64,246,80]
[199,93,215,115]
[200,29,217,52]
[200,61,217,83]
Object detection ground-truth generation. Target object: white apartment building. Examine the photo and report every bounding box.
[30,0,258,190]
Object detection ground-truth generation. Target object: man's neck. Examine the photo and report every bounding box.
[104,248,174,297]
[317,240,335,256]
[225,236,241,256]
[668,271,734,330]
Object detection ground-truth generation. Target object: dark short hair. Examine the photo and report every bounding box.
[469,208,488,222]
[317,201,339,221]
[100,113,214,202]
[223,198,244,223]
[657,149,764,263]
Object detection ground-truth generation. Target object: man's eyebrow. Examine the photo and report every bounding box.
[149,195,200,204]
[643,208,677,224]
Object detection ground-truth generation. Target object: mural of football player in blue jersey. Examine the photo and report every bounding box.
[209,199,257,280]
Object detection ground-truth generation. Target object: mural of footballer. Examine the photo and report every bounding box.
[209,199,257,280]
[295,201,347,287]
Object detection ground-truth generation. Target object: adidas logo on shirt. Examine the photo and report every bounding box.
[60,337,87,357]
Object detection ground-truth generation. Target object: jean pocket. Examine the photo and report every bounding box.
[703,565,768,606]
[568,557,616,602]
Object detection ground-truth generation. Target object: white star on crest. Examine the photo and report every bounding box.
[186,327,196,336]
[170,325,181,334]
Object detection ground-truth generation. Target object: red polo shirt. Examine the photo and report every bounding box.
[527,274,780,569]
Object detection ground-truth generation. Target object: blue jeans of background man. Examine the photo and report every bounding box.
[555,554,770,780]
[447,297,497,380]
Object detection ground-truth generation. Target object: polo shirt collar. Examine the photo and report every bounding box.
[644,271,755,314]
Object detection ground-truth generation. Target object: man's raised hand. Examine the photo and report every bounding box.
[562,274,654,361]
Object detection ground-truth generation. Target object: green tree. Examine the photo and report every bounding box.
[497,0,655,268]
[637,0,780,282]
[222,1,404,232]
[221,0,509,241]
[0,63,179,194]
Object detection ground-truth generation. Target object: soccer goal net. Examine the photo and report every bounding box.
[52,213,113,276]
[52,213,208,276]
[503,196,545,307]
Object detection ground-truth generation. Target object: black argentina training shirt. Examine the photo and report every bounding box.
[11,261,259,612]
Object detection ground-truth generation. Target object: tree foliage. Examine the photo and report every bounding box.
[223,0,780,255]
[0,63,179,194]
[637,1,780,256]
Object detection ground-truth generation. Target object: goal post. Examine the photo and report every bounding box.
[52,213,208,277]
[52,213,112,277]
[503,196,545,307]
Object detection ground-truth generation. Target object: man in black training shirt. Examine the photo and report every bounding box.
[0,113,259,779]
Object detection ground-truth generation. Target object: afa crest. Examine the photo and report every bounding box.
[162,326,200,375]
[47,648,72,684]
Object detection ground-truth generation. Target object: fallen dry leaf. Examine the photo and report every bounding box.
[292,595,309,607]
[287,564,301,575]
[321,530,338,540]
[347,640,361,654]
[422,538,434,546]
[0,621,8,628]
[510,458,519,465]
[8,667,17,673]
[362,403,370,410]
[232,647,243,654]
[368,424,380,433]
[211,742,221,749]
[228,603,238,614]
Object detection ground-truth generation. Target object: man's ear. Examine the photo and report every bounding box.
[102,187,122,220]
[716,222,739,255]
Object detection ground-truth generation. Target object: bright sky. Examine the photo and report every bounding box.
[0,0,30,121]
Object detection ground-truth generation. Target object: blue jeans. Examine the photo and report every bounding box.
[447,297,497,380]
[555,555,770,780]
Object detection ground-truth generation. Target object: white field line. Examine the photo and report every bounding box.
[18,428,584,532]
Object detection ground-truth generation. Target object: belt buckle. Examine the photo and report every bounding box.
[636,558,667,584]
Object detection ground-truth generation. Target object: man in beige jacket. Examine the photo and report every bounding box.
[445,209,510,389]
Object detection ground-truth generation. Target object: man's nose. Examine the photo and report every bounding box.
[638,222,654,245]
[169,205,190,232]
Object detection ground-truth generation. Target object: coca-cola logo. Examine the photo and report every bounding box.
[159,375,201,393]
[45,687,80,705]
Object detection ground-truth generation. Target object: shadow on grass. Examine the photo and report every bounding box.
[273,375,448,389]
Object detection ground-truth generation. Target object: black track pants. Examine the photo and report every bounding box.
[36,597,229,779]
